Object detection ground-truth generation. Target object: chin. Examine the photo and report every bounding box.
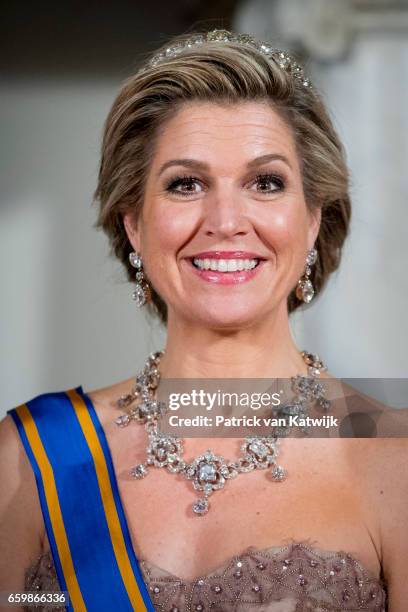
[185,303,266,330]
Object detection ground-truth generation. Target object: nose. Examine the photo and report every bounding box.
[200,184,251,239]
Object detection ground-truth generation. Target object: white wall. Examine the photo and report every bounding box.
[291,33,408,378]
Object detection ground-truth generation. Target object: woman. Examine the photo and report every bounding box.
[1,28,406,611]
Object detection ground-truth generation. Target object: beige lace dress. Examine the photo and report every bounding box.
[24,540,387,611]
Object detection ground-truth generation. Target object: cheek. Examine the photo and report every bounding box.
[145,204,199,252]
[140,206,197,284]
[258,205,307,248]
[257,204,310,287]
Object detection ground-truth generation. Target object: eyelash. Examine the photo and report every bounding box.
[164,173,285,197]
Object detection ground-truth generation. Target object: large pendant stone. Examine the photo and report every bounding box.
[132,283,146,307]
[249,440,268,457]
[296,280,314,303]
[199,462,217,482]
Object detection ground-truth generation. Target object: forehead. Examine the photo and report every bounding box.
[152,101,298,168]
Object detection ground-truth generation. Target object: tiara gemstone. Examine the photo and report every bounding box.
[207,29,232,42]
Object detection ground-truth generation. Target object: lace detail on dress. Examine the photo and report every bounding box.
[25,543,388,611]
[23,551,65,611]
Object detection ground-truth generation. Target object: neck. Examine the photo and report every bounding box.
[157,306,309,379]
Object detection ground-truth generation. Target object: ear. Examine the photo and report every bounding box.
[123,211,142,253]
[307,205,321,249]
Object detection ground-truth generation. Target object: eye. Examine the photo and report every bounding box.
[165,175,203,197]
[251,173,285,194]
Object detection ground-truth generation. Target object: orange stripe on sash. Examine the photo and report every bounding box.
[15,403,86,611]
[66,388,148,611]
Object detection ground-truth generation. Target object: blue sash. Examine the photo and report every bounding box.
[7,386,155,612]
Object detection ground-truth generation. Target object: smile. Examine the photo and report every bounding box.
[186,256,266,285]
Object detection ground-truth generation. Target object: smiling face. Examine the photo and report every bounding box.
[123,101,321,329]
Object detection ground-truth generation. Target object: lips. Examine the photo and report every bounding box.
[184,254,266,285]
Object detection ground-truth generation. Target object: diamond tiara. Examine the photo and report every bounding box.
[140,28,312,90]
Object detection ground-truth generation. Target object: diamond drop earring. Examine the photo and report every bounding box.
[129,252,152,307]
[295,248,317,303]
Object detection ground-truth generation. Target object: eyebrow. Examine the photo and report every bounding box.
[157,153,292,177]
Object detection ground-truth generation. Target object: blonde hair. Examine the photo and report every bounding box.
[94,30,351,325]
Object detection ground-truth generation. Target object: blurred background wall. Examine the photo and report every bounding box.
[1,0,407,416]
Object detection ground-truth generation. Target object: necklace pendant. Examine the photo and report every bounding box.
[192,497,210,515]
[271,465,286,481]
[187,449,228,493]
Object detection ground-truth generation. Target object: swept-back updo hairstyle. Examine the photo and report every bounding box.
[94,29,351,325]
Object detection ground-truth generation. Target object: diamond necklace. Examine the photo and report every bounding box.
[114,350,330,515]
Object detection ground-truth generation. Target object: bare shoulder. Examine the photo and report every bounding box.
[83,377,147,455]
[369,436,408,520]
[322,374,408,438]
[319,373,408,599]
[84,376,136,420]
[0,414,45,591]
[328,376,408,494]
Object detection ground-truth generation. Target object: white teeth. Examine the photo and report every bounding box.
[192,257,259,271]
